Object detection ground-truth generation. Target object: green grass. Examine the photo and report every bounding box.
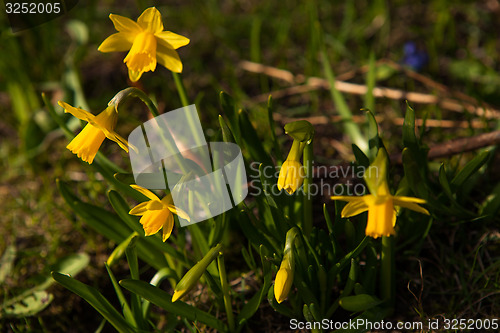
[1,0,500,331]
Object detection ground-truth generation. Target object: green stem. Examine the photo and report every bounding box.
[381,236,395,311]
[111,87,160,117]
[172,72,189,107]
[303,141,313,237]
[111,87,190,174]
[217,253,235,332]
[171,72,209,170]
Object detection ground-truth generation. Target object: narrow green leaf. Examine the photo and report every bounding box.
[238,109,273,167]
[219,91,240,143]
[125,236,146,330]
[52,272,133,333]
[342,259,357,297]
[339,294,383,312]
[219,115,235,143]
[364,109,380,160]
[403,101,418,149]
[267,285,296,318]
[120,279,226,331]
[364,52,376,112]
[267,96,282,161]
[104,264,136,327]
[0,245,16,284]
[438,163,454,199]
[320,50,366,152]
[451,150,491,189]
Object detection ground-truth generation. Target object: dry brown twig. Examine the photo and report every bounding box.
[239,60,500,169]
[238,60,500,119]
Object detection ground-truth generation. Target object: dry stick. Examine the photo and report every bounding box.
[273,112,488,129]
[311,130,500,179]
[238,60,500,119]
[391,130,500,163]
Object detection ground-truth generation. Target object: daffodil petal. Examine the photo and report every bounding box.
[131,185,160,201]
[98,32,135,52]
[166,204,190,221]
[162,213,174,242]
[331,195,364,202]
[155,31,190,49]
[156,43,183,73]
[101,129,129,153]
[58,101,95,123]
[137,7,163,33]
[146,200,164,210]
[341,199,369,217]
[129,202,149,215]
[393,195,427,205]
[393,196,430,215]
[109,13,141,33]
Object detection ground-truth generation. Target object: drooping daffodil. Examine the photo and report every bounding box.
[98,7,190,82]
[58,101,129,164]
[331,148,429,238]
[277,140,306,194]
[129,185,190,242]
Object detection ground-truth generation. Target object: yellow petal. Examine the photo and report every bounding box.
[274,267,293,303]
[140,209,168,236]
[98,32,135,52]
[341,198,369,217]
[156,43,183,73]
[146,200,164,210]
[162,213,174,242]
[102,129,129,153]
[129,202,149,215]
[393,196,430,215]
[166,204,190,221]
[155,31,190,49]
[331,195,365,202]
[131,185,160,201]
[137,7,163,33]
[58,101,95,123]
[66,124,106,164]
[109,13,141,33]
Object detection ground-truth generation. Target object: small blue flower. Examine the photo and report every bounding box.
[402,42,428,71]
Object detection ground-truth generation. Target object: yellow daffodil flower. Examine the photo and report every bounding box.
[331,149,429,238]
[129,185,190,242]
[58,101,129,164]
[278,140,306,194]
[98,7,190,82]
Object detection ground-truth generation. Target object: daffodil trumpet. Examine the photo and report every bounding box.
[98,7,190,82]
[58,101,129,164]
[277,140,306,194]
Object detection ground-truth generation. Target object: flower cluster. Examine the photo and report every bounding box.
[60,7,190,242]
